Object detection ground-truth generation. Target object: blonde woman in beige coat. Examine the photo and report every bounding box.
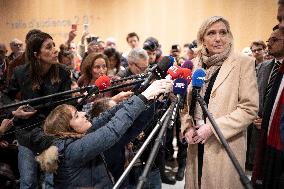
[181,16,259,189]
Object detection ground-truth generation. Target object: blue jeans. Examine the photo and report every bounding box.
[18,145,54,189]
[18,145,38,189]
[44,172,54,189]
[128,168,161,189]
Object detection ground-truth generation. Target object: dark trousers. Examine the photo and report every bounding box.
[165,116,188,165]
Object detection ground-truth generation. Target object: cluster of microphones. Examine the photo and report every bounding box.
[91,55,206,101]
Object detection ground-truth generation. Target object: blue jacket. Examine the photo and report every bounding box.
[53,95,146,189]
[103,101,162,183]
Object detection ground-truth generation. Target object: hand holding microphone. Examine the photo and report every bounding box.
[141,79,173,100]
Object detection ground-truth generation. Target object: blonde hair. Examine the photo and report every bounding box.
[44,104,84,138]
[197,16,233,49]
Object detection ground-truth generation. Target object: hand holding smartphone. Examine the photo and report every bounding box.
[83,24,89,32]
[71,24,77,31]
[22,105,36,112]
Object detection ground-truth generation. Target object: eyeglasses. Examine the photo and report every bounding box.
[134,64,148,71]
[266,37,284,44]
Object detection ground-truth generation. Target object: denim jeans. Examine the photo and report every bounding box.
[43,173,54,189]
[18,145,54,189]
[18,145,38,189]
[128,168,161,189]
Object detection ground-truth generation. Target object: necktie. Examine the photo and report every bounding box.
[264,60,282,99]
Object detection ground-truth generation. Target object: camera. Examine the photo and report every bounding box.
[171,45,180,52]
[86,36,98,44]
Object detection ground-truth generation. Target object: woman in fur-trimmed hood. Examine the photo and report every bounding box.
[36,79,173,189]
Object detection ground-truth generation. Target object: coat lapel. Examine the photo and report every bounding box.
[211,53,237,93]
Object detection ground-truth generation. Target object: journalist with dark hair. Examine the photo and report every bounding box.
[5,31,71,188]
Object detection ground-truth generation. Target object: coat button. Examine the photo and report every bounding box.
[211,91,216,98]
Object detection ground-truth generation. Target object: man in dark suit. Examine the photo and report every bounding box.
[252,26,284,188]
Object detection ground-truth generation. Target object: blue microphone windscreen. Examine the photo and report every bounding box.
[173,78,188,95]
[192,68,206,88]
[168,55,175,68]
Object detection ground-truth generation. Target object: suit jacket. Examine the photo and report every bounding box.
[256,59,274,117]
[181,52,259,189]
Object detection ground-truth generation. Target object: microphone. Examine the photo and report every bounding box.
[137,56,174,92]
[173,77,189,104]
[95,75,111,90]
[181,60,193,70]
[188,68,206,115]
[77,75,111,108]
[181,68,192,84]
[166,65,183,80]
[192,68,206,92]
[168,78,189,127]
[155,55,175,78]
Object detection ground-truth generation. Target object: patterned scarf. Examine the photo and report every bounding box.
[194,44,232,121]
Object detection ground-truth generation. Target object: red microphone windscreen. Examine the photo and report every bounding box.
[95,75,111,90]
[181,68,192,84]
[167,66,182,79]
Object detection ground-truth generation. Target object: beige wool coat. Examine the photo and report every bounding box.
[181,52,259,189]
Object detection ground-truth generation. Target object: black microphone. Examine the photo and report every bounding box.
[137,56,175,92]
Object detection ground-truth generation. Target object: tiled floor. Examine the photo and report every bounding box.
[162,179,184,189]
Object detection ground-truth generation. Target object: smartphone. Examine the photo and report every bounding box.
[172,45,178,50]
[83,24,89,32]
[86,36,98,44]
[23,105,35,112]
[71,24,77,31]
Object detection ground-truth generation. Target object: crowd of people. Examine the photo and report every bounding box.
[0,1,284,189]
